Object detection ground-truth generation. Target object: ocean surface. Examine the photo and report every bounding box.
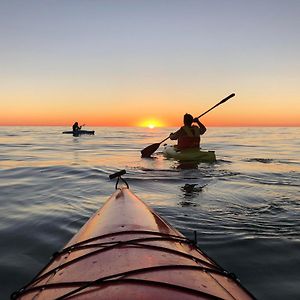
[0,126,299,299]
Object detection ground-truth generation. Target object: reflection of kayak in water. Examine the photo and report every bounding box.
[62,130,95,136]
[12,170,254,300]
[162,144,216,162]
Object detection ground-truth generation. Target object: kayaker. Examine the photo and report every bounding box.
[72,122,81,132]
[169,113,206,150]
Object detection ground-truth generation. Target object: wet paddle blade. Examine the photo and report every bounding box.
[141,143,161,157]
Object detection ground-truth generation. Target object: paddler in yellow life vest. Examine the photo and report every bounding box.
[169,113,206,150]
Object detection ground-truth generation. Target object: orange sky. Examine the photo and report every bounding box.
[1,87,299,127]
[2,98,299,127]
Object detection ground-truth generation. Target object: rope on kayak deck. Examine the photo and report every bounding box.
[18,234,221,287]
[11,264,237,300]
[51,230,198,258]
[11,231,236,299]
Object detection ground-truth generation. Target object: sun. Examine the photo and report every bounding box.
[138,119,164,129]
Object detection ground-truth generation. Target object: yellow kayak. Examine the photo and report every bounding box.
[163,145,216,162]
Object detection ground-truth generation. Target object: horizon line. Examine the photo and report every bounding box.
[0,124,299,128]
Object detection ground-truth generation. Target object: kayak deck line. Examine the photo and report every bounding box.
[53,229,200,258]
[13,264,238,300]
[14,276,228,300]
[16,232,224,294]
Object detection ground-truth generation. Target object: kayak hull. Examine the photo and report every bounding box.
[163,144,216,162]
[13,188,254,300]
[62,130,95,135]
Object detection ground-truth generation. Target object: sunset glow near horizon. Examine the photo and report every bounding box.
[1,1,299,127]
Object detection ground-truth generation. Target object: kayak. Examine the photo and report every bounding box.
[163,144,216,162]
[12,171,254,300]
[12,175,254,299]
[62,130,95,136]
[62,130,95,135]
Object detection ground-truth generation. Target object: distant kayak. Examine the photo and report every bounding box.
[62,130,95,136]
[163,144,216,162]
[12,171,254,300]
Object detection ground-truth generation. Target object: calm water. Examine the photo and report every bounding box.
[0,126,299,299]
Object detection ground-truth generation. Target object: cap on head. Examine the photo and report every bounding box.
[184,113,193,126]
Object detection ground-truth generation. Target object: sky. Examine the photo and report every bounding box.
[0,0,299,127]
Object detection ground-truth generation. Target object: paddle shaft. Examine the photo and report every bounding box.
[195,93,235,119]
[159,137,170,144]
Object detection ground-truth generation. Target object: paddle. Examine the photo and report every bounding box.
[140,93,235,158]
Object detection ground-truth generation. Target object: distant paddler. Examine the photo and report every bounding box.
[169,113,206,150]
[164,114,215,163]
[141,93,235,157]
[72,122,83,132]
[62,122,94,135]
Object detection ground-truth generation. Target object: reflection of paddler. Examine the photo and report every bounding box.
[181,183,207,193]
[169,114,206,150]
[176,161,199,170]
[72,122,82,132]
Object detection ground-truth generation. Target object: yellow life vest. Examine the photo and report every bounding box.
[177,126,200,150]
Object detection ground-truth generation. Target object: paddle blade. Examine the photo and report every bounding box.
[220,93,235,104]
[141,143,161,157]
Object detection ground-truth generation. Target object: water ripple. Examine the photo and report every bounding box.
[0,126,300,300]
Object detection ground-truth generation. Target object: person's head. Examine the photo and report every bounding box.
[74,122,78,126]
[183,113,193,126]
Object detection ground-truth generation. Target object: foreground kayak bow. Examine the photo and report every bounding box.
[12,170,255,299]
